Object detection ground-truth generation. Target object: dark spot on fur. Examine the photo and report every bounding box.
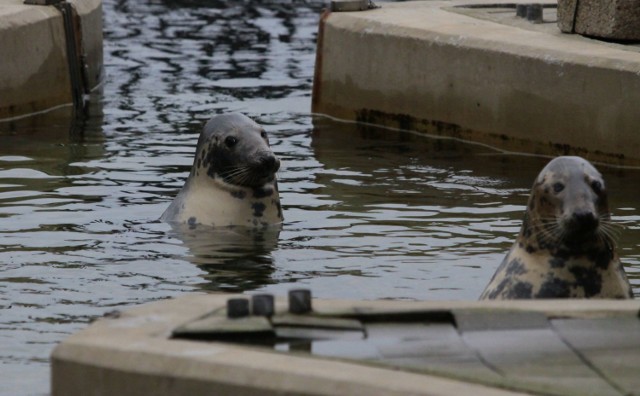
[507,282,533,299]
[505,258,527,277]
[536,277,570,298]
[484,264,532,299]
[526,245,536,253]
[204,144,236,181]
[253,186,274,198]
[486,277,511,300]
[549,257,565,268]
[188,216,197,230]
[569,266,602,297]
[252,202,266,217]
[528,200,535,210]
[231,190,246,199]
[197,158,202,169]
[591,248,613,270]
[536,230,558,252]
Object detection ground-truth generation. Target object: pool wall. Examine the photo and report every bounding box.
[0,0,103,120]
[312,0,640,166]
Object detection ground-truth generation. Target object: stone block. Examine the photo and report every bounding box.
[558,0,640,41]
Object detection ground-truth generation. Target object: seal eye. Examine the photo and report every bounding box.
[552,182,564,194]
[260,131,267,139]
[591,180,603,194]
[225,136,238,148]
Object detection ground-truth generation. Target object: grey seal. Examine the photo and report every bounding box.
[480,156,633,300]
[161,113,283,228]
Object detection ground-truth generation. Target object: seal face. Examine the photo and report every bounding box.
[161,113,283,228]
[480,156,633,300]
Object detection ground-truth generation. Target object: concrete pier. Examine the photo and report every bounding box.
[312,1,640,166]
[52,293,640,396]
[0,0,103,120]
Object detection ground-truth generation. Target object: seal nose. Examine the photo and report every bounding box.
[260,155,280,173]
[571,210,599,231]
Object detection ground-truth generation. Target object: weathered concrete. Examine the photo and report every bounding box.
[558,0,640,41]
[312,1,640,166]
[0,0,103,120]
[51,294,640,396]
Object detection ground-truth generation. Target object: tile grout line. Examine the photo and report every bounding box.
[549,319,628,396]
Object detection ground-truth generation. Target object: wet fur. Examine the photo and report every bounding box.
[480,156,633,300]
[161,113,283,228]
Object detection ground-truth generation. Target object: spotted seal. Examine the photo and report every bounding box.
[161,113,283,228]
[480,156,633,300]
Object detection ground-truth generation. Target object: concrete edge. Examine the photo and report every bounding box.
[311,0,640,166]
[335,0,640,68]
[51,294,640,395]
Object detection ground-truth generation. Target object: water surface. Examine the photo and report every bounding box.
[1,0,639,394]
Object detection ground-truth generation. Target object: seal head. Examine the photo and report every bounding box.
[161,113,283,228]
[480,156,633,300]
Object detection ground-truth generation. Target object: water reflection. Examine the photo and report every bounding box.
[167,224,280,291]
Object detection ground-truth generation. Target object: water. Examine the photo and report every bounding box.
[1,0,639,394]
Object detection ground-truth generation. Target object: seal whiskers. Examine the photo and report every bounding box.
[480,156,633,300]
[220,165,254,185]
[598,216,623,240]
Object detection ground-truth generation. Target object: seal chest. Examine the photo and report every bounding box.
[480,156,633,300]
[161,113,283,228]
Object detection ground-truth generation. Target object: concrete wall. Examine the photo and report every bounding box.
[312,1,640,166]
[0,0,103,120]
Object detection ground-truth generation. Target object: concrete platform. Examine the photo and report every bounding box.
[0,0,103,120]
[312,1,640,166]
[51,293,640,396]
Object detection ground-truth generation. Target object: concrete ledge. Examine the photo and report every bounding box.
[558,0,640,41]
[51,294,640,396]
[312,1,640,166]
[0,0,103,120]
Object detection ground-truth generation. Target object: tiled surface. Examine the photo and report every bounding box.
[298,313,629,396]
[172,301,640,396]
[459,328,620,396]
[552,317,640,394]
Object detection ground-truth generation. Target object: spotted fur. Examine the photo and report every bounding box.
[480,156,633,300]
[161,113,283,228]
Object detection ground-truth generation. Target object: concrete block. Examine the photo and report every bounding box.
[0,1,70,119]
[52,295,640,396]
[0,0,103,119]
[558,0,640,41]
[312,1,640,166]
